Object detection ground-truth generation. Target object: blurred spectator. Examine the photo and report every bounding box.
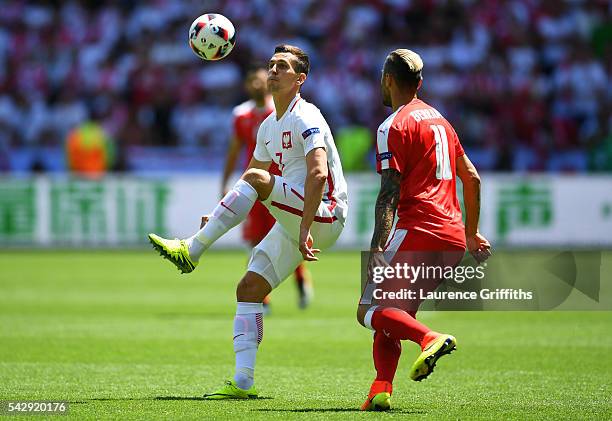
[0,0,609,173]
[65,121,115,178]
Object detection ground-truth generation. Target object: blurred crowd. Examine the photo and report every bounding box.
[0,0,610,172]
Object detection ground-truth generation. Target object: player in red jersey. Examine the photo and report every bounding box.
[220,67,314,310]
[357,49,491,411]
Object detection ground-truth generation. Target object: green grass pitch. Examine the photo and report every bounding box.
[0,250,611,420]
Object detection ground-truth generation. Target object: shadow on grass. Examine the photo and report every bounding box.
[255,408,425,414]
[72,398,422,414]
[75,398,151,402]
[72,397,206,403]
[156,396,274,401]
[71,396,274,403]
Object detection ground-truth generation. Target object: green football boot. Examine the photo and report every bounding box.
[360,380,392,411]
[360,392,391,411]
[410,333,457,382]
[203,380,258,400]
[148,233,197,274]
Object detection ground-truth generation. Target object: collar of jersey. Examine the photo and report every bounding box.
[275,95,300,121]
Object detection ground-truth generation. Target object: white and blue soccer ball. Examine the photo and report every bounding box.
[188,13,236,61]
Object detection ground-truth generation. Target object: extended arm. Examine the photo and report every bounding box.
[299,147,328,261]
[456,154,491,262]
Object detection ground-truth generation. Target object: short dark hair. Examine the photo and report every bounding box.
[383,50,423,90]
[274,44,310,75]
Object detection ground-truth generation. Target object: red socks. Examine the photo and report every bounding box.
[372,331,401,386]
[367,379,393,398]
[370,307,433,349]
[367,307,441,395]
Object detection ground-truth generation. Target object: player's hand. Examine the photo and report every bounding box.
[367,248,389,282]
[466,232,491,264]
[299,227,320,262]
[200,215,211,229]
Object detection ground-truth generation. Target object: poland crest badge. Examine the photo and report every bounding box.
[282,131,292,149]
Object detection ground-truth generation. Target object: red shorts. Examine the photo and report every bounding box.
[361,229,466,313]
[386,228,466,252]
[243,201,276,244]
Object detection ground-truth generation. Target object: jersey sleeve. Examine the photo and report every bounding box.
[376,123,406,174]
[253,125,271,162]
[295,110,327,156]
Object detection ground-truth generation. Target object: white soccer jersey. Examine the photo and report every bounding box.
[253,95,348,222]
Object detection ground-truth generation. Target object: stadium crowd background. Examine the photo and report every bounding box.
[0,0,610,173]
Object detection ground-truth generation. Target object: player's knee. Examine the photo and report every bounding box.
[241,168,269,189]
[356,305,368,327]
[236,274,270,302]
[241,169,274,201]
[236,277,256,300]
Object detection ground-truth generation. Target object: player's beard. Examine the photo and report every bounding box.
[382,85,392,107]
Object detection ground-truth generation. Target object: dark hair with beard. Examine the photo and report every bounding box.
[274,44,310,75]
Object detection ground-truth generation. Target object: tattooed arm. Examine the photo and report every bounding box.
[370,168,402,251]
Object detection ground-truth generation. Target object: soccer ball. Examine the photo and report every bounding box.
[188,13,236,61]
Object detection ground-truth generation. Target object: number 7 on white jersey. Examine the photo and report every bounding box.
[431,124,452,180]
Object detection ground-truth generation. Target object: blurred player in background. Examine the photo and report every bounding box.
[65,121,114,179]
[149,44,348,399]
[357,49,491,411]
[221,67,314,311]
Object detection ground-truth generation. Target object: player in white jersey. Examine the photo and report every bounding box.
[148,44,348,399]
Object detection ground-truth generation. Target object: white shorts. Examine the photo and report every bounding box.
[247,175,344,289]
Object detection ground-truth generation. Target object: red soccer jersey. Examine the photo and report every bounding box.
[232,99,279,174]
[375,99,466,248]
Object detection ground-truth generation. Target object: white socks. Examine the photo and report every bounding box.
[233,302,264,390]
[187,179,258,261]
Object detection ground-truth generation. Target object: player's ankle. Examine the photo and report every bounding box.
[234,369,254,390]
[421,331,441,350]
[186,236,204,262]
[369,380,393,396]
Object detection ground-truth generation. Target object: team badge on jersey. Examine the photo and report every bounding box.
[282,131,292,149]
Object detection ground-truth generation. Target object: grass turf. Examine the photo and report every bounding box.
[0,250,610,420]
